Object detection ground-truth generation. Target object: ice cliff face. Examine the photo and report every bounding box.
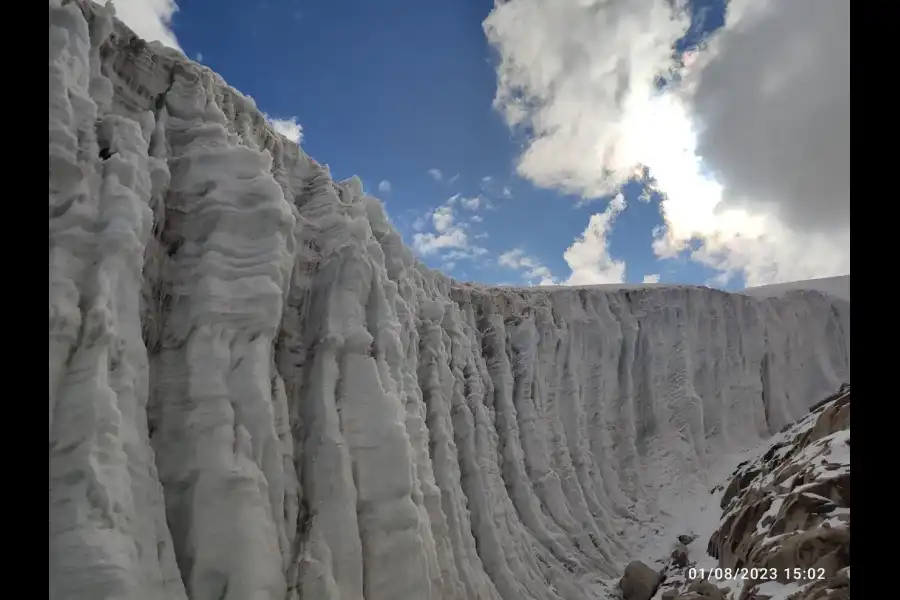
[48,3,851,600]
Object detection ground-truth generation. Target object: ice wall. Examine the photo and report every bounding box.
[48,3,851,599]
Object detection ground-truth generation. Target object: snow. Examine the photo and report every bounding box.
[741,275,850,302]
[49,3,852,600]
[756,580,804,600]
[616,439,776,600]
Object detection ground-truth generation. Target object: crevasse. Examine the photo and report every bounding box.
[48,3,851,600]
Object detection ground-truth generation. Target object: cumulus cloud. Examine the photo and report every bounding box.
[100,0,182,51]
[461,196,482,211]
[412,201,487,258]
[414,229,468,255]
[484,0,688,199]
[378,180,392,194]
[497,195,627,287]
[498,249,556,286]
[692,1,848,232]
[262,115,303,144]
[563,194,627,285]
[432,205,455,233]
[642,273,661,284]
[484,0,850,287]
[646,0,850,286]
[427,168,443,181]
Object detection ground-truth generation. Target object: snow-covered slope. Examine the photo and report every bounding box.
[48,3,851,600]
[603,385,850,600]
[709,386,850,600]
[741,276,850,303]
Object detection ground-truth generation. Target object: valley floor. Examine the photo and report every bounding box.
[584,443,763,599]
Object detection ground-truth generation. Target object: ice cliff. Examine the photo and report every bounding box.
[48,3,851,600]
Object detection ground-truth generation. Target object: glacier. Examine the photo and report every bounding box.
[48,3,851,600]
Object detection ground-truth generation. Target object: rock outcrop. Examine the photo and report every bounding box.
[619,561,664,600]
[627,387,850,600]
[708,387,850,600]
[49,3,851,600]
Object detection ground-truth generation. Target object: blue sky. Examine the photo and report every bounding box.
[111,0,849,289]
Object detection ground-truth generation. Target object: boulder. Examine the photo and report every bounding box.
[687,579,725,600]
[618,560,663,600]
[670,543,689,568]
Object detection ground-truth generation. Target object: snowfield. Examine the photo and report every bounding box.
[49,3,851,600]
[741,276,850,303]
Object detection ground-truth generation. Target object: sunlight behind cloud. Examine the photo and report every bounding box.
[620,93,766,251]
[485,0,849,287]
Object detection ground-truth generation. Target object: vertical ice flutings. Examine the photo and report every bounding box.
[49,3,850,599]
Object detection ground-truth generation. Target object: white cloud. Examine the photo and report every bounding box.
[498,249,556,286]
[412,201,488,259]
[100,0,182,51]
[470,215,483,223]
[413,229,468,255]
[264,114,303,144]
[484,0,849,287]
[461,196,482,211]
[432,205,455,233]
[445,247,488,260]
[657,0,850,286]
[378,180,392,194]
[642,273,661,284]
[428,168,443,181]
[484,0,688,200]
[637,186,652,203]
[563,194,627,285]
[479,176,511,203]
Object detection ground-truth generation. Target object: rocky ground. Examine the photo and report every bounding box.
[613,385,850,600]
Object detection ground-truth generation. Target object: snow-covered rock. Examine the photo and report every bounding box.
[635,387,849,600]
[619,561,664,600]
[48,3,851,600]
[708,387,850,600]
